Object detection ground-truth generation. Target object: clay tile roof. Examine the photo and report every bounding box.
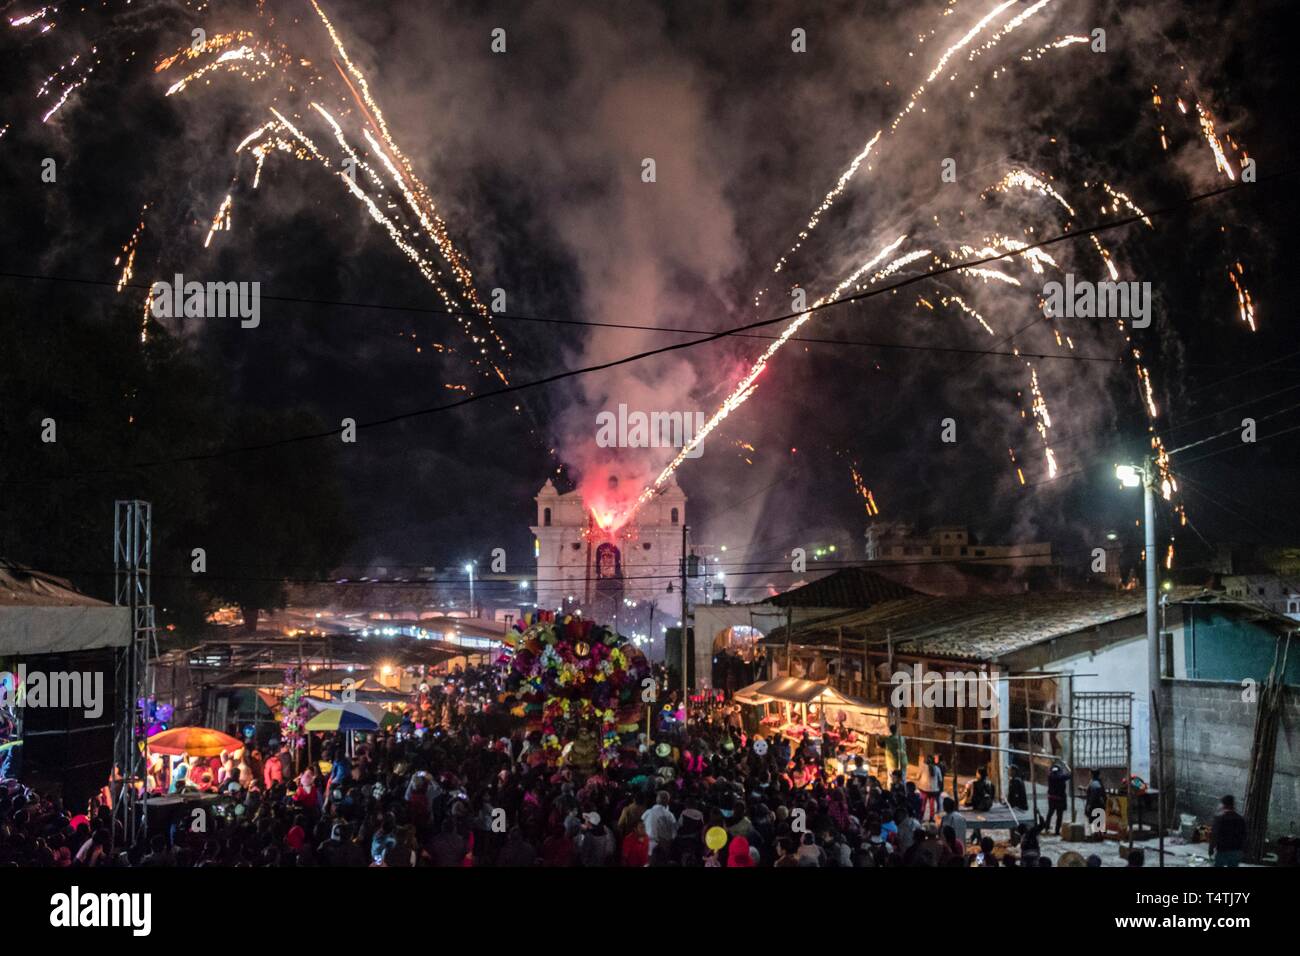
[767,567,920,609]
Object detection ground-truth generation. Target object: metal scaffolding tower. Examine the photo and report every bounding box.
[112,500,157,849]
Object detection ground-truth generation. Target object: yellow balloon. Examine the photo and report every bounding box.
[705,826,728,851]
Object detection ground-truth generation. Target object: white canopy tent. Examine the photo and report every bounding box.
[0,564,130,656]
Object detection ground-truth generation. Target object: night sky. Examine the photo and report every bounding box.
[2,0,1297,604]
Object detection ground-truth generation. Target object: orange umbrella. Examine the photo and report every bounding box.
[147,726,244,757]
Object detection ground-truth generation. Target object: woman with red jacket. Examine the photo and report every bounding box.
[621,820,650,867]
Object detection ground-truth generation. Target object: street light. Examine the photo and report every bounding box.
[463,561,476,619]
[1115,462,1158,684]
[1116,460,1162,851]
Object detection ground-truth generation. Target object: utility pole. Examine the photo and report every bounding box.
[1143,464,1159,711]
[1117,458,1163,809]
[1143,462,1164,857]
[680,523,690,703]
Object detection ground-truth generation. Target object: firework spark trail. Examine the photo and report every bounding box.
[42,58,94,122]
[307,0,512,386]
[1196,102,1236,181]
[622,237,925,523]
[138,1,517,395]
[203,193,232,248]
[1026,366,1057,478]
[113,205,147,291]
[849,462,880,516]
[1150,79,1257,330]
[5,0,1256,534]
[1017,35,1088,62]
[767,0,1052,280]
[1227,262,1255,331]
[939,294,995,335]
[9,5,56,30]
[626,0,1130,525]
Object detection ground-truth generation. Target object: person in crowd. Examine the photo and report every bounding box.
[622,819,650,867]
[878,724,908,781]
[1044,760,1070,834]
[941,796,967,848]
[967,766,996,812]
[576,811,615,867]
[1007,765,1028,812]
[0,662,1114,869]
[641,790,677,855]
[727,834,756,868]
[921,754,944,821]
[1210,794,1247,867]
[1084,768,1107,839]
[262,748,284,791]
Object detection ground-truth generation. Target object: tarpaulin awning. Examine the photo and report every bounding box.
[741,677,884,712]
[0,606,130,656]
[733,681,775,706]
[0,562,131,656]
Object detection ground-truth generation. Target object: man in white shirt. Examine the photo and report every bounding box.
[641,790,678,854]
[941,796,967,847]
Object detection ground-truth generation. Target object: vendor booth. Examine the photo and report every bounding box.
[735,676,888,758]
[0,563,131,805]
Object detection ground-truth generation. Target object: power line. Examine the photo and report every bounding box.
[21,540,1133,590]
[3,171,1285,479]
[1174,421,1300,466]
[1176,472,1300,539]
[1167,401,1300,455]
[0,268,1117,362]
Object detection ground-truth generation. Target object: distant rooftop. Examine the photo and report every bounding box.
[767,567,919,609]
[0,560,108,607]
[764,588,1204,661]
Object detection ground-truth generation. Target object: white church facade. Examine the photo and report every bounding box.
[531,477,687,636]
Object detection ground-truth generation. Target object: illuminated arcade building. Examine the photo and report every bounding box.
[531,476,686,633]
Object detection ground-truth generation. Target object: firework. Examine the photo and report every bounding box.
[611,0,1255,532]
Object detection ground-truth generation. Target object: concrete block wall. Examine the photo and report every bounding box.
[1163,680,1299,839]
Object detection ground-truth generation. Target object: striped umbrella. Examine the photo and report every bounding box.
[305,706,380,732]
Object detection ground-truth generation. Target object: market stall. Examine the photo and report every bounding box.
[734,677,888,756]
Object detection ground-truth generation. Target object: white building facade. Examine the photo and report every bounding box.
[531,478,688,640]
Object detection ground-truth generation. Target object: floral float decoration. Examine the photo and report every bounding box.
[280,667,311,750]
[497,610,652,766]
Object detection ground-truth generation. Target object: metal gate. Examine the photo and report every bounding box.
[1071,691,1131,769]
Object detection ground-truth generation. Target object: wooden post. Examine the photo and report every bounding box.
[1028,682,1038,821]
[1068,674,1077,824]
[1125,710,1133,855]
[296,632,304,775]
[886,629,895,725]
[837,627,845,693]
[950,724,958,804]
[1152,689,1165,867]
[785,608,793,677]
[864,641,871,702]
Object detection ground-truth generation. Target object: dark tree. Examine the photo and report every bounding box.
[195,407,353,632]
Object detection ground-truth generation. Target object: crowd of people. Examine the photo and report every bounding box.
[0,665,1251,867]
